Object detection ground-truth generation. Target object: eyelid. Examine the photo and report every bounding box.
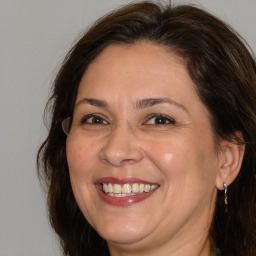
[143,113,175,125]
[78,113,175,126]
[80,113,110,125]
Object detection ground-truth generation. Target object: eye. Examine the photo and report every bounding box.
[145,114,175,125]
[80,114,109,125]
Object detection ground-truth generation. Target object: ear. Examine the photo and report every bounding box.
[215,132,245,190]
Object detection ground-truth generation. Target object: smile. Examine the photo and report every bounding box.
[102,183,159,197]
[96,177,159,206]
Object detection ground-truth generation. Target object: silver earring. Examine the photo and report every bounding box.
[223,183,228,212]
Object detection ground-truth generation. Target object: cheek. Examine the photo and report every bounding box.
[145,136,218,218]
[66,136,100,221]
[163,152,173,161]
[145,134,218,185]
[146,137,191,178]
[66,135,98,175]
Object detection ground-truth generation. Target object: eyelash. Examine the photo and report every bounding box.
[144,114,175,125]
[79,114,175,126]
[80,114,109,125]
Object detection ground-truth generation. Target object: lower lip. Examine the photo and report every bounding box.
[95,184,158,207]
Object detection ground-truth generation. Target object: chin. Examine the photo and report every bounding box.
[94,219,152,245]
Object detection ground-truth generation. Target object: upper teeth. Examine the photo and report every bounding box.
[102,183,158,194]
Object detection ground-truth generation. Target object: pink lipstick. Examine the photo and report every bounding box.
[95,177,159,207]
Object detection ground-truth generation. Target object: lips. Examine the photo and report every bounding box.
[95,177,159,207]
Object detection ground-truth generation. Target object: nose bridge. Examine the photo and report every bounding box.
[99,120,143,166]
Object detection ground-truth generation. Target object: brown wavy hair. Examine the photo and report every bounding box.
[37,2,256,256]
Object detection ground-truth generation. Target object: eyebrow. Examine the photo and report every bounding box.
[75,97,188,113]
[135,98,188,112]
[75,98,109,108]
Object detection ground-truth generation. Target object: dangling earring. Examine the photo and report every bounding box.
[223,183,228,212]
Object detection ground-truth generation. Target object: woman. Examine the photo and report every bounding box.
[37,1,256,256]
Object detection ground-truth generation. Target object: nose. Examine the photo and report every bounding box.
[99,123,143,167]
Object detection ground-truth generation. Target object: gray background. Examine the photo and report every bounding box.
[1,0,255,255]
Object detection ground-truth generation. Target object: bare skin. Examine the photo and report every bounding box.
[66,41,243,256]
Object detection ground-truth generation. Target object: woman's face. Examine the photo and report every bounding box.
[66,42,221,253]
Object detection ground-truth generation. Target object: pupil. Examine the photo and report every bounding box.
[156,117,165,124]
[93,117,102,124]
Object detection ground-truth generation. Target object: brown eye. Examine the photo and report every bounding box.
[81,115,109,125]
[146,114,175,125]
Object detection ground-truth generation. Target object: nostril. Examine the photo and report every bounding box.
[121,159,138,165]
[101,155,141,167]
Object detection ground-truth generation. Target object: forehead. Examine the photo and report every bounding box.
[77,41,195,100]
[74,41,213,135]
